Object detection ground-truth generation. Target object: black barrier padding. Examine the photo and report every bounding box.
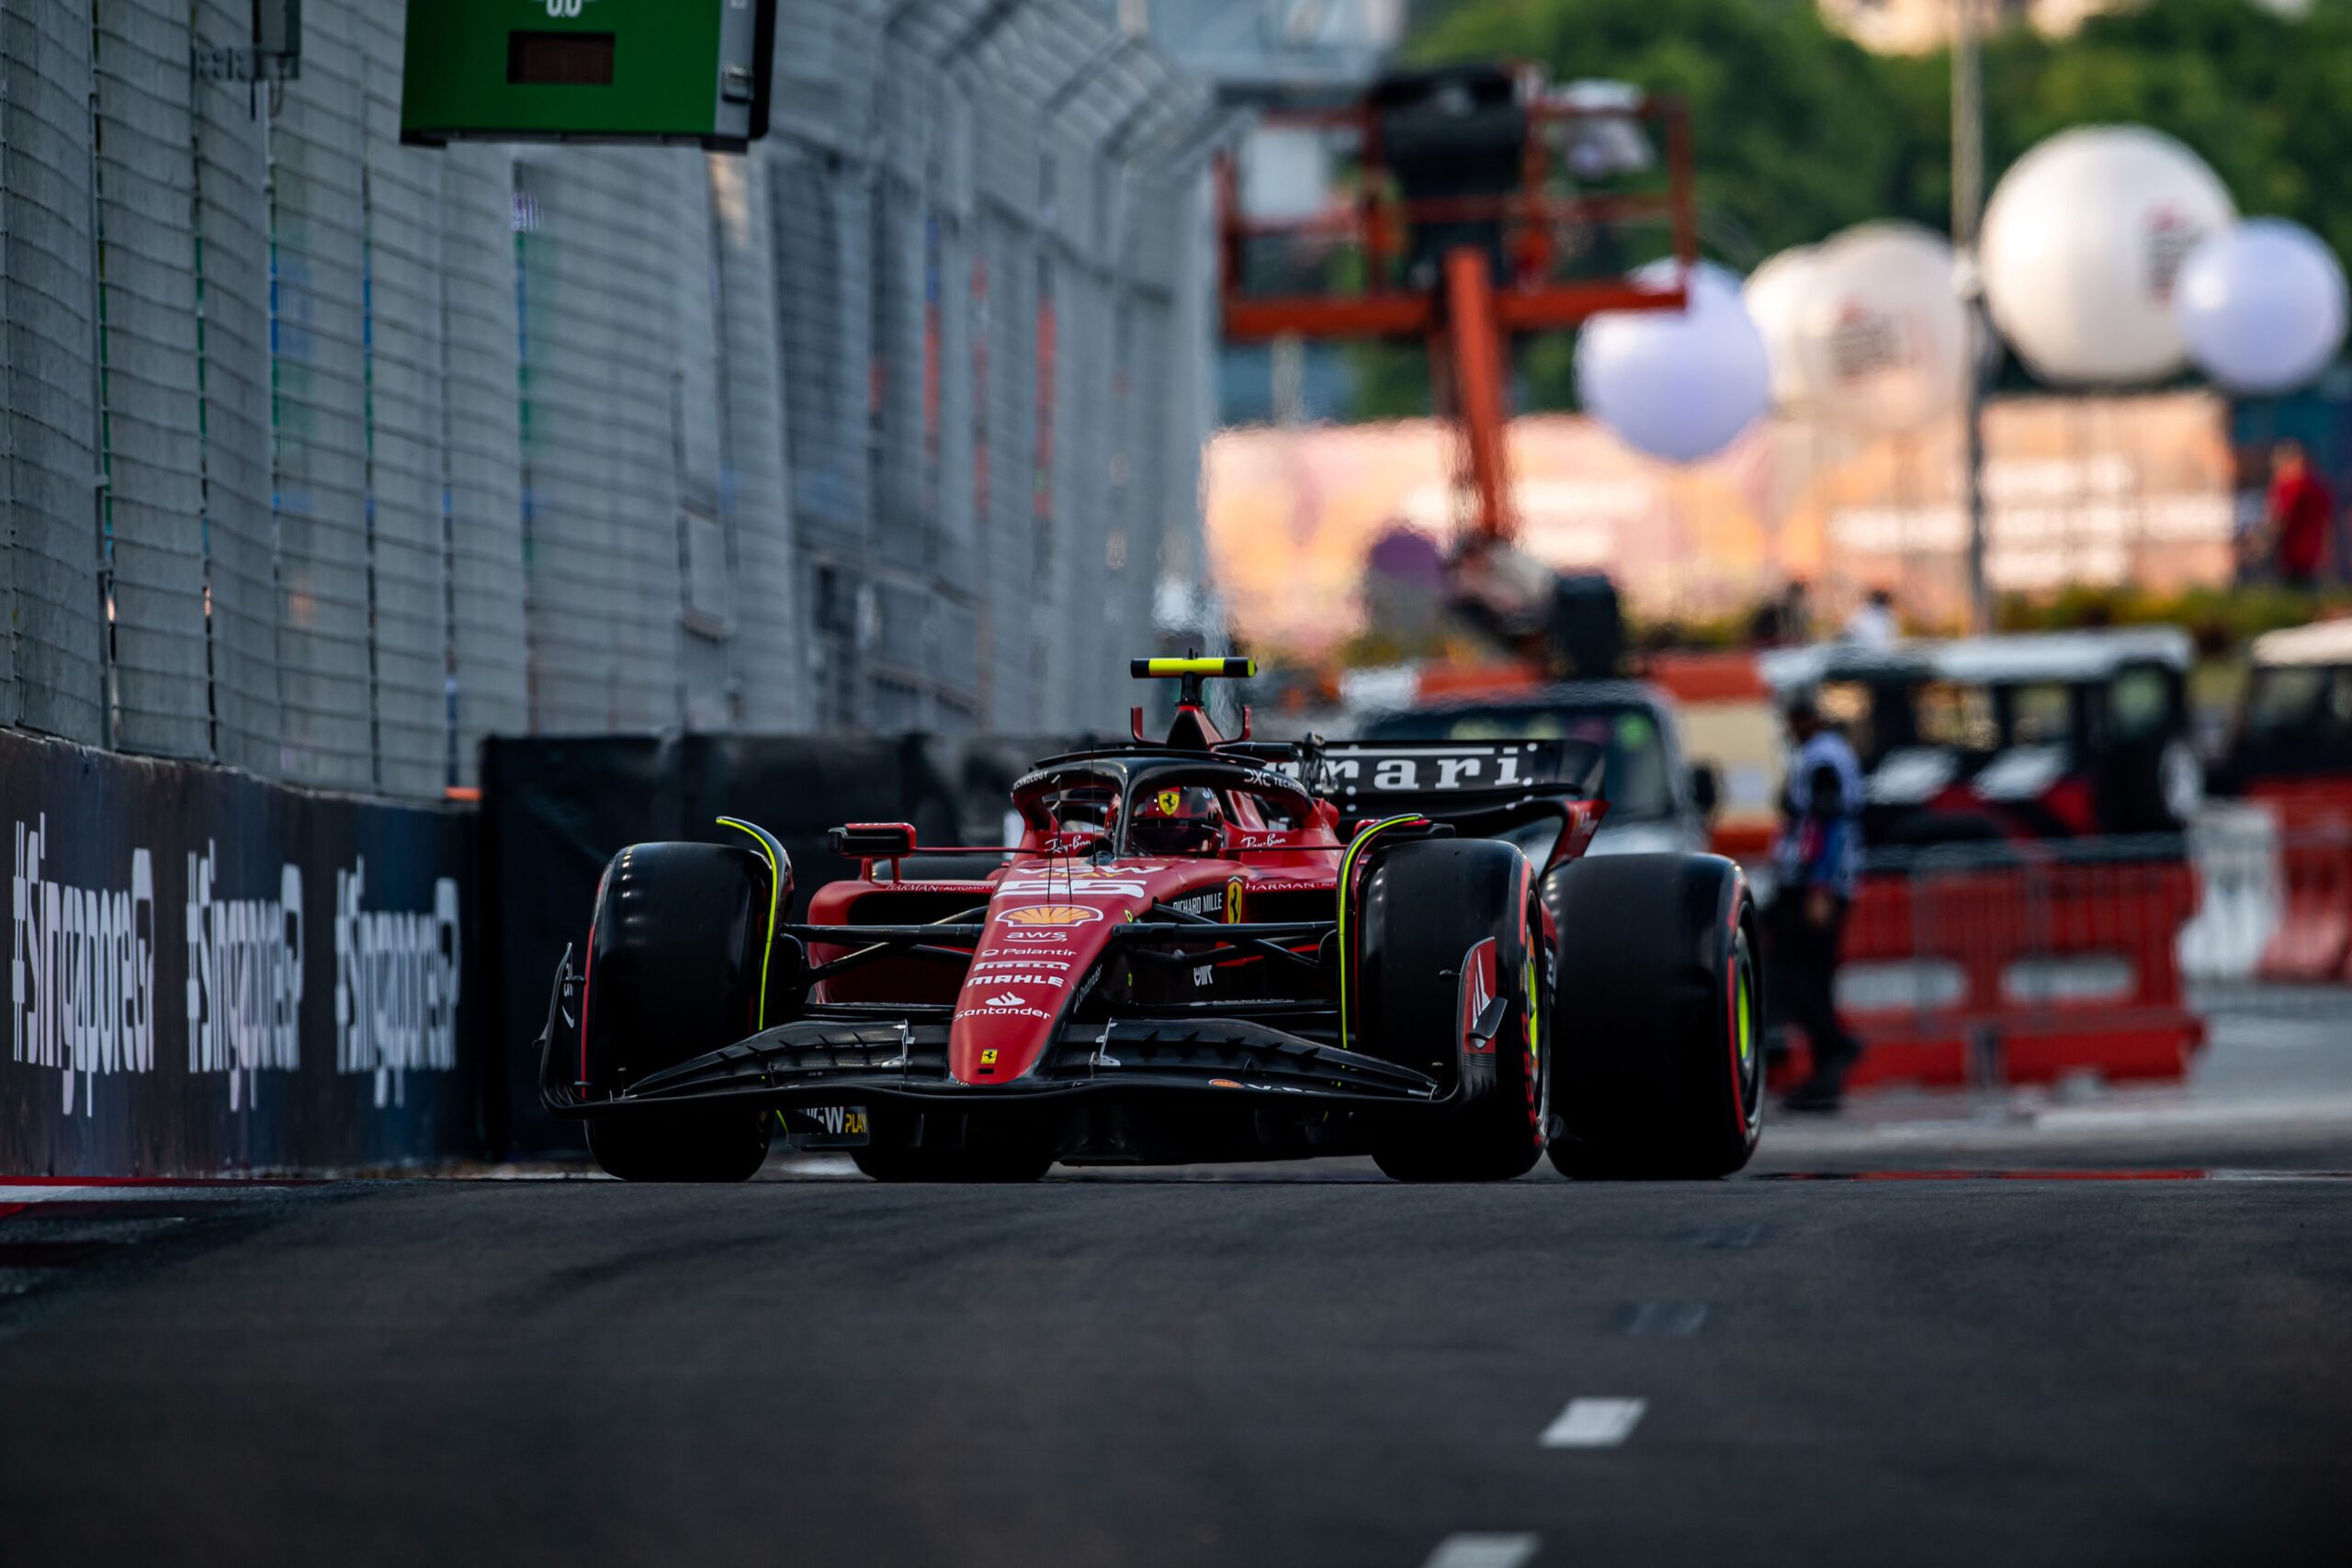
[481,734,1092,1155]
[0,729,481,1177]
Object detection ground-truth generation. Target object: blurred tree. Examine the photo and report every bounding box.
[1356,0,2352,417]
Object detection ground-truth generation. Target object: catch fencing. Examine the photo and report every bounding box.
[1784,822,2352,1090]
[0,0,1222,795]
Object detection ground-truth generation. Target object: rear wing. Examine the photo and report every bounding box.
[1297,739,1605,826]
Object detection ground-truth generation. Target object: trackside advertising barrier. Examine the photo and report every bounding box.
[0,729,481,1176]
[482,733,1088,1154]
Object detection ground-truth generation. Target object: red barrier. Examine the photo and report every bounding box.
[2248,782,2352,984]
[1772,851,2206,1091]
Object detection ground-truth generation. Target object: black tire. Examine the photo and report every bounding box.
[1357,839,1549,1182]
[849,1113,1054,1183]
[588,1112,774,1184]
[1544,853,1762,1179]
[580,841,781,1182]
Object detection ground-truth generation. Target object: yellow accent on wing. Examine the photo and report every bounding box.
[717,818,786,1029]
[1335,816,1427,1055]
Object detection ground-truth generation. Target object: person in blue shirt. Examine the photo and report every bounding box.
[1772,692,1866,1112]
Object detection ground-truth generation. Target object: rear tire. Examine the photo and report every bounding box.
[850,1113,1055,1183]
[849,1145,1055,1183]
[1544,853,1762,1179]
[589,1112,774,1183]
[1358,839,1549,1183]
[580,841,783,1182]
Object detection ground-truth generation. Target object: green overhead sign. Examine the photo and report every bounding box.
[401,0,775,152]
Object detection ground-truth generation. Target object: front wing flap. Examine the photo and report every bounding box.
[537,949,1441,1119]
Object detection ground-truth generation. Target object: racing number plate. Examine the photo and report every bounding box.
[783,1105,871,1147]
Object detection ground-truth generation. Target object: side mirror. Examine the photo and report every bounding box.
[1688,762,1722,820]
[830,822,918,859]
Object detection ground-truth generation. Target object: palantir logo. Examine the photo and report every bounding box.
[334,858,461,1109]
[12,816,157,1115]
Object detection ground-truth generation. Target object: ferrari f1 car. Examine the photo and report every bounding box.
[536,659,1762,1182]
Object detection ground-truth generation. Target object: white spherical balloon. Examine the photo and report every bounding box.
[1744,246,1824,412]
[1791,222,1966,435]
[2176,219,2349,394]
[1981,126,2236,384]
[1577,260,1773,463]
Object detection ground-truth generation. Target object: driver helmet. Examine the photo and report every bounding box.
[1129,785,1226,856]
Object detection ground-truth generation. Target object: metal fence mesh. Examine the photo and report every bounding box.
[192,0,284,776]
[0,0,1217,792]
[94,0,209,759]
[269,0,375,789]
[360,3,449,796]
[439,143,527,784]
[1,0,107,744]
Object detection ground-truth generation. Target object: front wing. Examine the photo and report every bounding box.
[533,950,1444,1121]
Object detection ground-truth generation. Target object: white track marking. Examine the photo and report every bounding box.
[2204,1168,2352,1182]
[1622,1301,1709,1337]
[0,1184,279,1205]
[1540,1396,1647,1449]
[1421,1533,1541,1568]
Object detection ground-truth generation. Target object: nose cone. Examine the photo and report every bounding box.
[949,866,1158,1083]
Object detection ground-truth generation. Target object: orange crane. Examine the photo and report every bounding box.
[1215,63,1698,546]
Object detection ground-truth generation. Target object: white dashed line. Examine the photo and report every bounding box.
[1540,1396,1647,1449]
[1622,1301,1709,1337]
[1421,1532,1541,1568]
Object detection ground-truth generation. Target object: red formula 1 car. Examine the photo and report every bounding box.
[536,660,1762,1182]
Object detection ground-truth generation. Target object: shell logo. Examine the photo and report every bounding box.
[998,904,1103,929]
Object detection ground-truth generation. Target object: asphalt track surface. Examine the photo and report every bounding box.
[6,1135,2352,1568]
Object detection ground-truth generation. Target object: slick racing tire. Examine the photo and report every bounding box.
[588,1113,774,1185]
[1544,853,1762,1180]
[850,1113,1055,1183]
[580,841,780,1183]
[1357,839,1549,1183]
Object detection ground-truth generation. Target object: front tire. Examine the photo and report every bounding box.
[1357,839,1549,1182]
[1544,853,1762,1179]
[580,841,783,1182]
